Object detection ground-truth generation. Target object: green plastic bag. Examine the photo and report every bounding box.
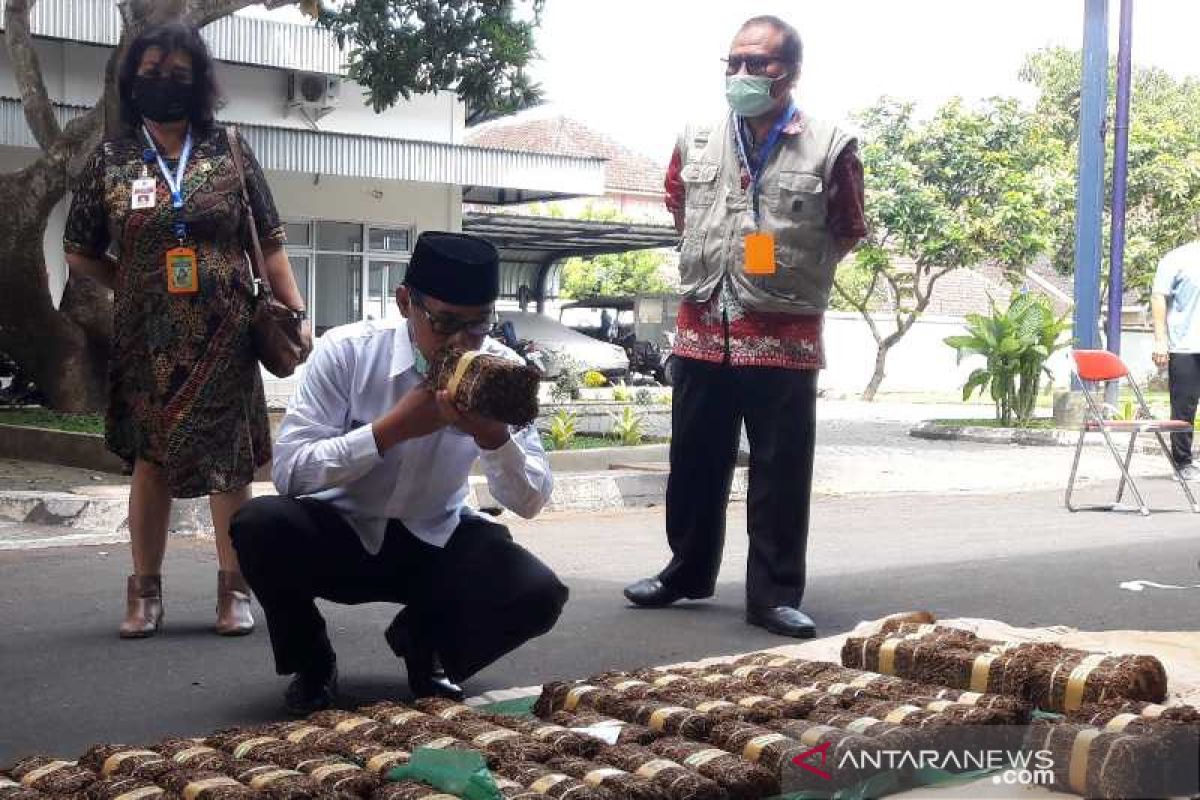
[386,748,504,800]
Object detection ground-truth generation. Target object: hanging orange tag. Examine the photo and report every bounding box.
[743,231,776,275]
[165,246,199,294]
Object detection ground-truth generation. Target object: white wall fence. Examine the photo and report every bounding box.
[819,311,1158,397]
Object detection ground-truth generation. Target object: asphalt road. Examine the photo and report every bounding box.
[2,485,1199,765]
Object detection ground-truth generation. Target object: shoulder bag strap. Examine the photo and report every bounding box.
[225,125,272,300]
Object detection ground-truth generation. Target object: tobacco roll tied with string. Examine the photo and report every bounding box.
[426,346,540,427]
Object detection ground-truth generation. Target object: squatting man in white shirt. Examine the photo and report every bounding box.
[231,231,566,715]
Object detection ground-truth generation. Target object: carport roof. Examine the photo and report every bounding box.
[462,212,678,264]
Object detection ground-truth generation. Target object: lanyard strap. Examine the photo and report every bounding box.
[143,126,193,240]
[732,102,796,226]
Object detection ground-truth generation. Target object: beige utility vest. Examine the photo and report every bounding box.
[676,111,856,314]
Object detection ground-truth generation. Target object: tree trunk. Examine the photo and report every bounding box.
[861,341,892,402]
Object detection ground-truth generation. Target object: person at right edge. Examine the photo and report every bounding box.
[1151,240,1200,482]
[623,15,866,638]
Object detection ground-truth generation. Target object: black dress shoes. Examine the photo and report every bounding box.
[623,577,689,608]
[746,605,817,639]
[385,615,464,701]
[284,660,338,716]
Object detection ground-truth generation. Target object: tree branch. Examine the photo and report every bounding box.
[187,0,299,27]
[4,0,62,151]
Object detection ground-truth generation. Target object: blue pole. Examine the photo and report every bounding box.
[1073,0,1108,355]
[1107,0,1133,355]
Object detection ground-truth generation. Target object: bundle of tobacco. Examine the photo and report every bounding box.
[408,699,479,725]
[490,776,544,800]
[648,737,777,800]
[158,770,256,800]
[305,712,389,740]
[80,747,175,782]
[598,673,819,724]
[776,712,927,754]
[1024,719,1174,799]
[494,760,613,800]
[543,755,671,800]
[1068,703,1200,797]
[0,775,52,800]
[227,760,324,800]
[549,710,663,746]
[370,781,457,800]
[445,718,554,763]
[425,346,540,427]
[8,758,97,795]
[83,776,171,800]
[537,683,714,739]
[707,720,880,793]
[592,745,728,800]
[476,716,603,759]
[204,731,296,764]
[1071,699,1200,726]
[206,734,377,799]
[154,740,234,773]
[263,723,376,763]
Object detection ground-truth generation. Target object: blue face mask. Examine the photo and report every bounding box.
[726,73,786,118]
[408,321,430,377]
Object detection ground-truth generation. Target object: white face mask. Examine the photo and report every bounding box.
[725,73,788,118]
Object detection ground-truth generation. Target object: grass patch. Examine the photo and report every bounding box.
[0,408,104,434]
[541,433,663,451]
[928,417,1059,430]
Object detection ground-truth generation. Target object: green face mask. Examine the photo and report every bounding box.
[726,73,784,118]
[408,321,430,377]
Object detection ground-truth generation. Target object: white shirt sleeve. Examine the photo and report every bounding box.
[476,424,554,518]
[271,337,383,497]
[1152,253,1178,298]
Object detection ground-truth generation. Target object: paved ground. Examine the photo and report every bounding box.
[3,479,1199,764]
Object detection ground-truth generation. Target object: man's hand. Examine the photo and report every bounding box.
[1153,346,1170,370]
[373,387,449,452]
[435,390,510,450]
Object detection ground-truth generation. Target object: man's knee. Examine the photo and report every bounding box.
[517,570,569,639]
[230,495,295,569]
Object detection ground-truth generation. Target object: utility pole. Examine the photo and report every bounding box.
[1105,0,1134,403]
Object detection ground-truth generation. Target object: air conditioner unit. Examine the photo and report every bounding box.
[287,71,340,120]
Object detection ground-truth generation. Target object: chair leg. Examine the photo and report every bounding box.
[1065,426,1087,512]
[1097,424,1150,515]
[1153,431,1200,513]
[1114,431,1137,506]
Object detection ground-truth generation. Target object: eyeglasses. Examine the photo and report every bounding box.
[722,55,785,76]
[411,294,493,337]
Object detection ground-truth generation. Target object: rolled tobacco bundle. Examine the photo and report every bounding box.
[495,760,613,800]
[0,776,52,800]
[157,770,256,800]
[1025,651,1169,713]
[478,716,602,759]
[153,742,233,775]
[544,756,670,800]
[9,758,98,795]
[227,760,323,800]
[549,711,663,746]
[591,745,727,800]
[83,776,171,800]
[491,775,544,800]
[648,737,777,800]
[305,712,389,740]
[426,346,540,427]
[1072,699,1200,725]
[79,747,175,782]
[1024,719,1173,799]
[537,683,714,739]
[370,781,458,800]
[707,720,879,793]
[262,724,377,763]
[445,717,554,763]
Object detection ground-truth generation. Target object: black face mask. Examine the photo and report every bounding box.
[132,75,194,123]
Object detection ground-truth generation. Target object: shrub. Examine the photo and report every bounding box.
[583,370,608,388]
[612,385,631,402]
[547,409,578,450]
[609,406,645,446]
[634,388,654,406]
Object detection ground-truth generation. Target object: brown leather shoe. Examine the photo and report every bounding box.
[215,571,255,636]
[120,574,163,638]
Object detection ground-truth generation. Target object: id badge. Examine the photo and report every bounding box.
[131,178,157,210]
[165,246,199,294]
[743,231,776,275]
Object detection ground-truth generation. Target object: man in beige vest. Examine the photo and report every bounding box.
[623,15,866,638]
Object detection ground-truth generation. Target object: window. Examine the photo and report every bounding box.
[285,221,414,336]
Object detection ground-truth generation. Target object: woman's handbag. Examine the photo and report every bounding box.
[226,126,311,378]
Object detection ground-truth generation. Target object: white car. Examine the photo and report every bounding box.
[497,311,629,379]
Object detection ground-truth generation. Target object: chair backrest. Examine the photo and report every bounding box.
[1072,349,1129,382]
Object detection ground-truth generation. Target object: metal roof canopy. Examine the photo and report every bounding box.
[462,212,678,312]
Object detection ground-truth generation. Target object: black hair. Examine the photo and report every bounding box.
[740,15,803,73]
[118,22,220,135]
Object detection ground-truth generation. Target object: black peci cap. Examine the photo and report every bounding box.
[403,231,500,306]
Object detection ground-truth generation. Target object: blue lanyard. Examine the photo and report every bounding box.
[143,125,193,240]
[732,102,796,226]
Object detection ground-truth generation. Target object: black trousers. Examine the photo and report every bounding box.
[659,356,818,609]
[1169,353,1200,467]
[230,497,568,682]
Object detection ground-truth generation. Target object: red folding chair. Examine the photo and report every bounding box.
[1065,349,1200,516]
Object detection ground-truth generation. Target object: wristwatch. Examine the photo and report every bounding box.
[288,308,308,320]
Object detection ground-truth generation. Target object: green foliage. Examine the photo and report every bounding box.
[0,408,103,434]
[558,206,673,298]
[318,0,545,123]
[1021,47,1200,296]
[550,359,582,402]
[945,293,1072,426]
[583,370,608,388]
[612,385,631,402]
[609,406,644,446]
[633,388,654,406]
[546,409,577,451]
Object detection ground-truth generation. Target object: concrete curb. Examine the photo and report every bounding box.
[909,420,1198,458]
[0,468,749,548]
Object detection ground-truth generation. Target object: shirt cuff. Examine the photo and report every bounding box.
[350,422,384,464]
[477,435,526,474]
